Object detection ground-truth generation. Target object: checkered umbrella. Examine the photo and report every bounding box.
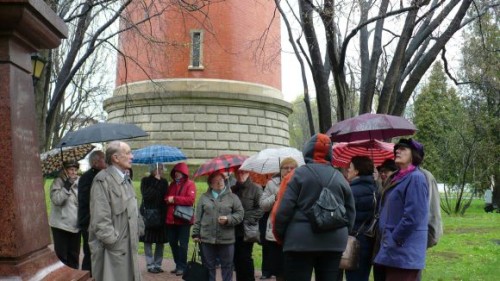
[132,145,187,164]
[193,154,248,178]
[332,139,394,168]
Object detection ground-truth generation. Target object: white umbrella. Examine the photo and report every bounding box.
[240,147,305,175]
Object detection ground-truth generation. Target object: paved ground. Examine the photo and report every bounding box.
[138,255,270,281]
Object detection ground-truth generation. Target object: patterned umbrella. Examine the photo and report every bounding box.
[327,113,416,142]
[332,139,394,168]
[239,147,305,175]
[193,154,248,178]
[132,145,187,164]
[40,144,95,175]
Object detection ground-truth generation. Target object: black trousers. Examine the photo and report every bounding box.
[259,212,271,276]
[81,229,91,272]
[234,236,255,281]
[51,227,80,269]
[284,251,343,281]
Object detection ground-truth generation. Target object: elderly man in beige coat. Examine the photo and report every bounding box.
[89,141,141,281]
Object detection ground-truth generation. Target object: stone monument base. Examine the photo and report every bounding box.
[0,247,90,280]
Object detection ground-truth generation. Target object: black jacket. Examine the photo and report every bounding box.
[77,167,100,229]
[231,178,264,237]
[349,175,377,233]
[273,133,356,252]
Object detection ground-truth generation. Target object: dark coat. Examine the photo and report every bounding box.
[273,134,356,252]
[350,175,377,233]
[140,175,169,243]
[78,167,100,229]
[231,177,264,237]
[192,187,244,244]
[374,168,429,269]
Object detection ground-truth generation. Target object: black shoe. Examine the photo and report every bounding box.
[148,268,160,274]
[170,269,177,274]
[175,270,184,276]
[260,275,272,279]
[156,267,164,273]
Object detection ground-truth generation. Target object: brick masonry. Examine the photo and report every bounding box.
[104,79,292,165]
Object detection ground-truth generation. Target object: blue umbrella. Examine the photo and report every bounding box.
[132,145,187,164]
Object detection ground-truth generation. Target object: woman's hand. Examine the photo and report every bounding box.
[218,216,228,225]
[167,196,174,203]
[193,237,201,243]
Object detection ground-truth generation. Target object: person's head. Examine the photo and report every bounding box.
[88,150,106,170]
[106,141,133,171]
[208,172,225,192]
[149,163,164,177]
[236,169,250,183]
[394,138,424,168]
[280,157,298,178]
[347,156,374,182]
[302,133,332,164]
[377,159,397,182]
[62,160,79,180]
[170,162,189,182]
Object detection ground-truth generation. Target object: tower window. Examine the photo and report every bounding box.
[189,30,204,70]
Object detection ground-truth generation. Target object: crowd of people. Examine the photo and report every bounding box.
[47,134,442,281]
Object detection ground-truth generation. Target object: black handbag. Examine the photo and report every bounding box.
[174,205,194,221]
[173,184,194,221]
[182,244,209,281]
[243,221,260,243]
[140,202,163,229]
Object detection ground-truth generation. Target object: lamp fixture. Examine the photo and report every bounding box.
[31,52,46,85]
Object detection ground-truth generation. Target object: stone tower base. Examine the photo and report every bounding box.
[104,79,292,165]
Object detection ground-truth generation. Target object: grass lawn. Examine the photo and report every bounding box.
[44,178,500,280]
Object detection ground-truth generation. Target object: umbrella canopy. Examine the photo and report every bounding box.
[327,113,416,142]
[332,139,394,168]
[40,144,95,175]
[193,154,248,178]
[239,147,305,175]
[132,145,187,164]
[55,123,148,147]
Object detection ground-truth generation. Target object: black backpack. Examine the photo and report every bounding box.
[304,166,348,233]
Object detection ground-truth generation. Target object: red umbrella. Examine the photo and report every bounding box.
[193,154,248,178]
[332,139,394,168]
[327,113,416,142]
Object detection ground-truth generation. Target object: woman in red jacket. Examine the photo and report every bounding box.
[165,162,196,276]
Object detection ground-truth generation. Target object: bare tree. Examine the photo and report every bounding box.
[37,0,211,150]
[275,0,497,133]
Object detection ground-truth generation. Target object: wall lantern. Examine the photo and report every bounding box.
[31,52,46,85]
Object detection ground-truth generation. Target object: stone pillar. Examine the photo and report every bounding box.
[0,1,89,280]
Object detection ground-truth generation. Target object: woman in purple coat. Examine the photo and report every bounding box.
[374,138,429,281]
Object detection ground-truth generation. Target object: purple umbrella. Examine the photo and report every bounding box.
[327,113,416,142]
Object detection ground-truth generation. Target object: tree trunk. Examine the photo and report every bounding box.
[377,8,419,114]
[360,0,389,114]
[392,0,472,116]
[300,0,332,132]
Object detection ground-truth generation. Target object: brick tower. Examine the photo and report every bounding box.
[104,1,292,163]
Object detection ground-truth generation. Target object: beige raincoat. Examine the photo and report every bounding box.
[88,166,141,281]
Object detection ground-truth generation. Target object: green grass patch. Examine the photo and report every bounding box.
[44,179,500,279]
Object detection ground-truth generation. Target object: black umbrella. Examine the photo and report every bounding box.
[55,123,148,147]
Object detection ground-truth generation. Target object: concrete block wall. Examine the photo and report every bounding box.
[104,79,292,165]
